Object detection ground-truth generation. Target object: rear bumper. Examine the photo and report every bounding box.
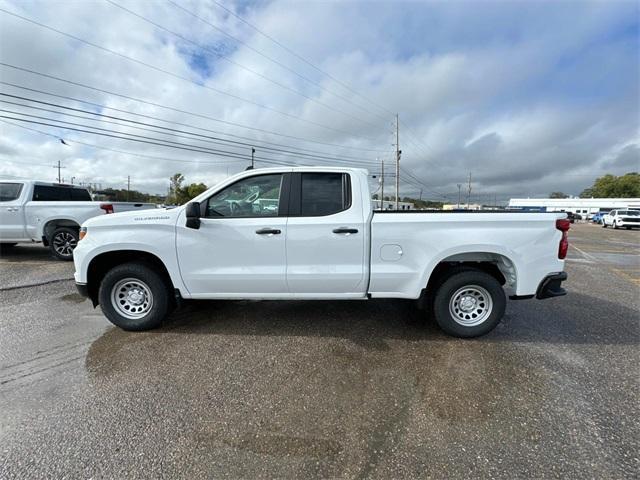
[536,272,568,299]
[76,282,89,298]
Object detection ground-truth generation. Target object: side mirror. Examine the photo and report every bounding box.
[185,201,201,229]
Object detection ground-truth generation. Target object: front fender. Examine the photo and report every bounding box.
[73,227,189,297]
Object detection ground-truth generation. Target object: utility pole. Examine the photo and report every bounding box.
[419,188,423,201]
[380,157,384,210]
[127,175,131,201]
[251,147,255,169]
[395,114,401,210]
[457,183,462,209]
[53,160,65,183]
[466,173,472,210]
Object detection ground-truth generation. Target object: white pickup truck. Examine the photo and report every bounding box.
[73,167,569,338]
[0,180,156,260]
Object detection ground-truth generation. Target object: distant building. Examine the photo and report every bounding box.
[442,203,484,211]
[508,198,640,217]
[372,199,416,210]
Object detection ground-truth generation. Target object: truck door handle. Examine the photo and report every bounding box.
[333,227,358,234]
[255,228,281,235]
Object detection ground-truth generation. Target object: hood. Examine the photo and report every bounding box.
[83,207,181,228]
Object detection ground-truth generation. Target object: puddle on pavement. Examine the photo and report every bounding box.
[60,293,87,303]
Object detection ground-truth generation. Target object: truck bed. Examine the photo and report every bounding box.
[368,211,565,298]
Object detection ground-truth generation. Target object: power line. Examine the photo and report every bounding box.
[0,7,380,141]
[204,2,451,198]
[211,0,394,118]
[0,65,387,153]
[400,167,448,199]
[0,96,381,166]
[0,114,300,165]
[0,119,247,166]
[2,116,448,200]
[1,113,379,170]
[166,0,391,123]
[106,0,385,131]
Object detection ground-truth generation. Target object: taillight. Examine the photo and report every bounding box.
[556,219,570,259]
[100,203,114,214]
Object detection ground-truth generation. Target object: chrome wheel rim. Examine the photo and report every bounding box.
[110,278,154,319]
[449,285,493,326]
[52,231,77,257]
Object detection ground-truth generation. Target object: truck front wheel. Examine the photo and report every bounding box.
[50,227,78,261]
[98,262,171,331]
[432,270,506,338]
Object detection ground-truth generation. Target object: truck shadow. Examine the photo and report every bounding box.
[0,244,53,262]
[88,292,638,355]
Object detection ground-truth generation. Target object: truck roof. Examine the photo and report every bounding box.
[0,179,90,190]
[239,166,369,175]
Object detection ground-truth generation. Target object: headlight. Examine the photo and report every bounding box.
[79,227,87,241]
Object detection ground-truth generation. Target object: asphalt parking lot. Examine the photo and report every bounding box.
[0,223,638,479]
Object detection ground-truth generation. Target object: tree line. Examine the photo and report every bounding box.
[550,172,639,199]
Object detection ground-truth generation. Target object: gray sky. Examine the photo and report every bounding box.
[0,0,638,202]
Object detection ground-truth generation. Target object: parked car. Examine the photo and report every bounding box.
[73,167,569,338]
[566,212,581,223]
[602,210,640,229]
[0,180,157,260]
[591,212,605,224]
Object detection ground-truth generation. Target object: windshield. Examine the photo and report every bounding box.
[618,210,639,216]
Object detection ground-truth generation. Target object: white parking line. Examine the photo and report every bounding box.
[571,244,598,262]
[566,257,595,264]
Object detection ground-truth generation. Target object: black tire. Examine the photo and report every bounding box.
[613,222,619,230]
[432,269,506,338]
[49,227,78,261]
[98,262,171,331]
[602,222,607,228]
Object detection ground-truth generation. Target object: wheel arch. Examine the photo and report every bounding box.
[42,218,81,245]
[418,249,518,309]
[86,249,175,306]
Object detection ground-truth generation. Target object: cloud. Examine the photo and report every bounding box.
[0,0,638,202]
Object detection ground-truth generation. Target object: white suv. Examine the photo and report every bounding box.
[602,210,640,229]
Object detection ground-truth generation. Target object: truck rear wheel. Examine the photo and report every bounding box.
[50,227,78,261]
[432,270,506,338]
[98,262,171,331]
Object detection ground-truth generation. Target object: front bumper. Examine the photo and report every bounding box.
[536,272,568,299]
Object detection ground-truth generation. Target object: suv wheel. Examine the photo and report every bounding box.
[50,227,78,261]
[99,262,171,331]
[432,269,506,338]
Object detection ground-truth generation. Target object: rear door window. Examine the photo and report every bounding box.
[0,182,23,202]
[70,188,92,201]
[33,185,91,201]
[299,173,351,216]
